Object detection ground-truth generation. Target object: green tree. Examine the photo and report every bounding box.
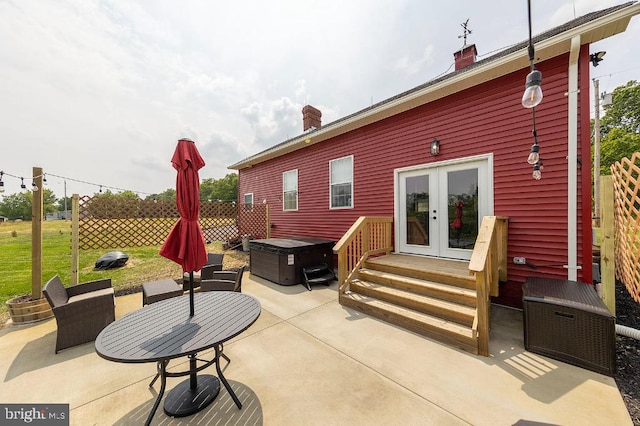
[0,192,31,220]
[0,188,57,219]
[57,196,72,211]
[146,189,176,201]
[599,128,640,175]
[601,80,640,136]
[597,80,640,174]
[42,188,58,215]
[201,173,237,202]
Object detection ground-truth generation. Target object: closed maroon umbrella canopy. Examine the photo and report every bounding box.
[160,138,207,315]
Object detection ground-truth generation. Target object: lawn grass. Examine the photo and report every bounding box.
[0,220,248,322]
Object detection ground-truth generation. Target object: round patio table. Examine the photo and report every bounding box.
[95,291,261,426]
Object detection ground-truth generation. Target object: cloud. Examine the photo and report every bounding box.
[394,45,436,75]
[241,96,302,149]
[0,0,637,199]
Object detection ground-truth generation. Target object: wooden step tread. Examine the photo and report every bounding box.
[365,254,470,275]
[341,292,476,350]
[342,292,474,338]
[351,279,476,318]
[359,268,476,298]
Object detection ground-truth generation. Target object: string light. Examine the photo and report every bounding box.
[523,0,543,180]
[0,169,155,196]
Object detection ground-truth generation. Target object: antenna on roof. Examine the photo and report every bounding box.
[458,19,472,47]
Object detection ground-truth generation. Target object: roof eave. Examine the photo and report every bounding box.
[229,2,639,170]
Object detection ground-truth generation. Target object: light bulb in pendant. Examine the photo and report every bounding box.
[532,163,542,180]
[522,70,543,108]
[527,143,539,165]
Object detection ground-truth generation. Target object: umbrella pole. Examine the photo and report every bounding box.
[189,271,195,317]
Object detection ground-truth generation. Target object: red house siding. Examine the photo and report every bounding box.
[238,49,593,308]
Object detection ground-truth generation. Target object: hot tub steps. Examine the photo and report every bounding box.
[302,264,336,291]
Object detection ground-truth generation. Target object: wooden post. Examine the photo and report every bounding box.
[71,194,80,285]
[31,167,44,300]
[600,176,615,315]
[476,270,489,356]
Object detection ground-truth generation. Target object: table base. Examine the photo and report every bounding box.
[164,374,220,417]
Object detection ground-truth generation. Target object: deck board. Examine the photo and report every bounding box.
[366,254,470,278]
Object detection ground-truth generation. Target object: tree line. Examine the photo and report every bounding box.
[0,173,238,221]
[595,80,640,175]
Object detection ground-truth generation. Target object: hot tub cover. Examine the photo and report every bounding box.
[250,237,335,254]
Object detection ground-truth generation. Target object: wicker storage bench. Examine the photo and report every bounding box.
[523,277,616,375]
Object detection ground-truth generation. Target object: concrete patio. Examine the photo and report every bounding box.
[0,273,632,425]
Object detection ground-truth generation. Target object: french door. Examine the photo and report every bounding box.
[397,157,491,260]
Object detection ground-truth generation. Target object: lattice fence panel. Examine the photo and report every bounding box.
[611,152,640,302]
[78,196,267,250]
[237,203,269,240]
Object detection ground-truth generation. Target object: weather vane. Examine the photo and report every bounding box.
[458,19,472,47]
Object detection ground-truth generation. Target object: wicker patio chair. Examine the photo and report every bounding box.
[42,275,115,354]
[199,266,246,365]
[200,265,245,293]
[182,263,223,291]
[206,253,224,268]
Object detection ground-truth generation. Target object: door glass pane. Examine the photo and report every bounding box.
[447,169,478,249]
[405,175,429,246]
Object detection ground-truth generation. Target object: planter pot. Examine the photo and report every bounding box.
[6,296,54,324]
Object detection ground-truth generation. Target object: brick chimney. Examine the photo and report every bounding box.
[302,105,321,131]
[454,44,477,71]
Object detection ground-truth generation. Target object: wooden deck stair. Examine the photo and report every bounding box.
[339,254,480,354]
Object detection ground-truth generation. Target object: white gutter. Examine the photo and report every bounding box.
[566,35,581,281]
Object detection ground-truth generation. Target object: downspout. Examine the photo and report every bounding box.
[566,36,580,281]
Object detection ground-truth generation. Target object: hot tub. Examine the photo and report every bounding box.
[249,237,335,286]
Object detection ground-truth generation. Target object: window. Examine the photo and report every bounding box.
[243,193,253,211]
[283,169,298,211]
[330,155,353,209]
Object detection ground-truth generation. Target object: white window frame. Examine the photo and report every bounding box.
[282,169,298,211]
[243,193,253,211]
[329,155,354,209]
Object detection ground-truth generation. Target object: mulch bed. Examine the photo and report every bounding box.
[614,279,640,425]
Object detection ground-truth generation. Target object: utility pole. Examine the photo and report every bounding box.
[64,180,68,218]
[593,78,601,227]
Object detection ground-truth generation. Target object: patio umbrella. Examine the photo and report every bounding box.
[159,138,208,317]
[450,200,464,245]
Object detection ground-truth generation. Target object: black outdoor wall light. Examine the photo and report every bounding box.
[590,51,606,67]
[430,138,440,156]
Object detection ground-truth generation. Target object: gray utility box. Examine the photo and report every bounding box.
[523,277,616,376]
[250,237,334,286]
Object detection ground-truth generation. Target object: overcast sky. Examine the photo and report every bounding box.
[1,0,638,199]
